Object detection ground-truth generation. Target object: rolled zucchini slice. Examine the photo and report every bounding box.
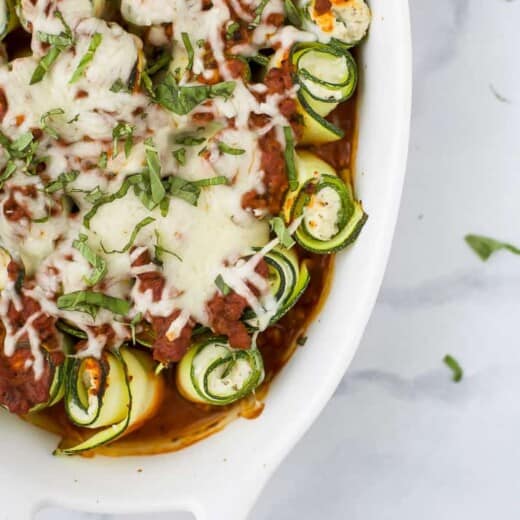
[292,43,357,110]
[57,347,164,455]
[304,0,371,48]
[177,338,264,406]
[245,246,310,328]
[292,174,367,254]
[0,0,18,40]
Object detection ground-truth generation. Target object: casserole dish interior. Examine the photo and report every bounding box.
[0,1,411,518]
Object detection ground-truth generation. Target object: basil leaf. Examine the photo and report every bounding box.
[465,234,520,261]
[102,216,155,254]
[192,176,228,187]
[97,151,108,169]
[181,32,194,72]
[69,33,102,84]
[217,141,245,155]
[110,78,131,93]
[145,50,171,76]
[44,170,79,194]
[154,230,182,263]
[112,122,135,158]
[443,354,463,383]
[226,22,240,40]
[174,135,205,146]
[10,133,34,154]
[0,161,17,188]
[130,312,143,344]
[173,148,186,165]
[83,173,144,228]
[168,176,201,206]
[144,138,166,205]
[72,233,107,285]
[283,126,298,191]
[57,291,130,317]
[154,75,236,115]
[270,216,295,249]
[40,108,65,139]
[284,0,303,27]
[251,0,271,26]
[85,186,106,204]
[215,274,231,296]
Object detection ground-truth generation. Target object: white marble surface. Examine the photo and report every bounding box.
[38,1,520,519]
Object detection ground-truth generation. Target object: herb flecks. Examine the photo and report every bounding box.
[465,234,520,261]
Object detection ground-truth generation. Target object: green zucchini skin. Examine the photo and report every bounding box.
[177,337,264,406]
[292,174,367,254]
[56,347,164,455]
[0,0,18,40]
[244,246,310,328]
[292,43,358,107]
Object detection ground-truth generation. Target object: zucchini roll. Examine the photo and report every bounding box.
[0,0,18,40]
[57,347,164,455]
[177,337,264,406]
[245,246,310,328]
[303,0,371,48]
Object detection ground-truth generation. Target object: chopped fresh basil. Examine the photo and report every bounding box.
[57,290,130,318]
[67,113,80,124]
[0,161,16,188]
[443,354,463,383]
[144,138,166,205]
[465,234,520,261]
[215,274,231,296]
[83,173,144,228]
[40,108,65,139]
[145,50,171,76]
[110,78,131,93]
[226,22,240,40]
[112,122,135,158]
[283,126,298,191]
[97,151,108,169]
[168,176,200,206]
[9,133,34,154]
[32,215,49,223]
[30,11,74,84]
[154,230,182,263]
[69,32,102,84]
[217,141,245,156]
[130,312,143,344]
[173,147,186,165]
[72,233,107,286]
[252,0,271,26]
[284,0,303,27]
[181,32,194,72]
[270,216,295,249]
[84,186,106,204]
[174,135,206,146]
[44,170,79,194]
[153,74,236,115]
[192,176,228,187]
[101,216,155,254]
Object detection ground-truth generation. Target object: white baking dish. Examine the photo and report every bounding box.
[0,2,411,518]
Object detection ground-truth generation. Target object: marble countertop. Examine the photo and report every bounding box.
[39,1,520,518]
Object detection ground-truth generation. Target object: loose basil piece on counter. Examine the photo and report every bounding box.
[465,234,520,261]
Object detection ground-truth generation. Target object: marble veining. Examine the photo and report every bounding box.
[38,0,520,518]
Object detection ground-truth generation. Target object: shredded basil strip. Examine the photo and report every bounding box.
[270,216,295,249]
[130,312,143,344]
[31,11,74,84]
[57,291,130,318]
[102,216,155,254]
[215,274,231,296]
[110,78,131,93]
[192,176,228,187]
[283,126,298,191]
[0,162,16,188]
[465,234,520,261]
[69,32,103,84]
[154,230,182,263]
[72,233,107,285]
[181,32,194,72]
[443,354,463,383]
[226,22,240,40]
[168,176,200,205]
[173,148,186,165]
[154,75,236,115]
[146,50,171,76]
[97,151,108,169]
[252,0,271,25]
[83,173,144,228]
[44,170,79,194]
[217,141,245,155]
[40,108,65,139]
[246,54,270,67]
[144,138,166,205]
[284,0,303,27]
[85,186,106,204]
[175,135,205,146]
[112,122,135,158]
